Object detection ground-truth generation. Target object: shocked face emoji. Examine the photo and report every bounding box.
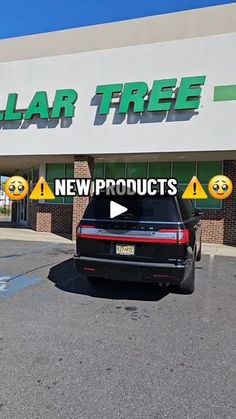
[208,175,233,200]
[4,176,29,201]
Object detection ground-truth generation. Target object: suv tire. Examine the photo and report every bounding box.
[177,260,195,294]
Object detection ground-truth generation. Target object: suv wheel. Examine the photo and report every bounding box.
[177,260,195,294]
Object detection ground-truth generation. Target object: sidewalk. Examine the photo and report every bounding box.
[202,243,236,257]
[0,227,72,244]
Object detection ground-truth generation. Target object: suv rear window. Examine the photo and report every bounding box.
[83,195,179,222]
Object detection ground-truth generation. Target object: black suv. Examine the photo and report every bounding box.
[74,194,202,294]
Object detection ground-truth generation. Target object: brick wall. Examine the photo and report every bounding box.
[28,202,73,236]
[72,155,94,239]
[201,160,236,245]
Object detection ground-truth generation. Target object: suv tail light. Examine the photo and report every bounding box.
[158,229,189,244]
[77,225,189,244]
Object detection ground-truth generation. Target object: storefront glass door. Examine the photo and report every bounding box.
[18,195,28,225]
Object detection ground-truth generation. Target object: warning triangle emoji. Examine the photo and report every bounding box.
[182,176,208,199]
[29,177,55,200]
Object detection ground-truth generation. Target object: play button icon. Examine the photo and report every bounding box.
[110,201,128,219]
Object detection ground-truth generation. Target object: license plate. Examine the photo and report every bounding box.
[116,245,135,255]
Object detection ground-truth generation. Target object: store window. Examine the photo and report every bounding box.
[94,161,223,209]
[46,163,74,204]
[106,163,126,179]
[172,162,196,190]
[149,162,171,178]
[94,163,104,178]
[126,163,148,178]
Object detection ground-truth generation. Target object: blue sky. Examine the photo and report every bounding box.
[0,0,234,39]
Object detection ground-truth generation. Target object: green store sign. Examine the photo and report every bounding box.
[0,76,206,122]
[0,89,78,121]
[96,75,206,115]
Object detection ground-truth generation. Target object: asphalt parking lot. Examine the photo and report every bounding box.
[1,239,235,419]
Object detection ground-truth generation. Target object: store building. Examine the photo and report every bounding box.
[0,3,235,243]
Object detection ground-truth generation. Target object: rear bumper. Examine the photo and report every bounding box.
[74,255,191,284]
